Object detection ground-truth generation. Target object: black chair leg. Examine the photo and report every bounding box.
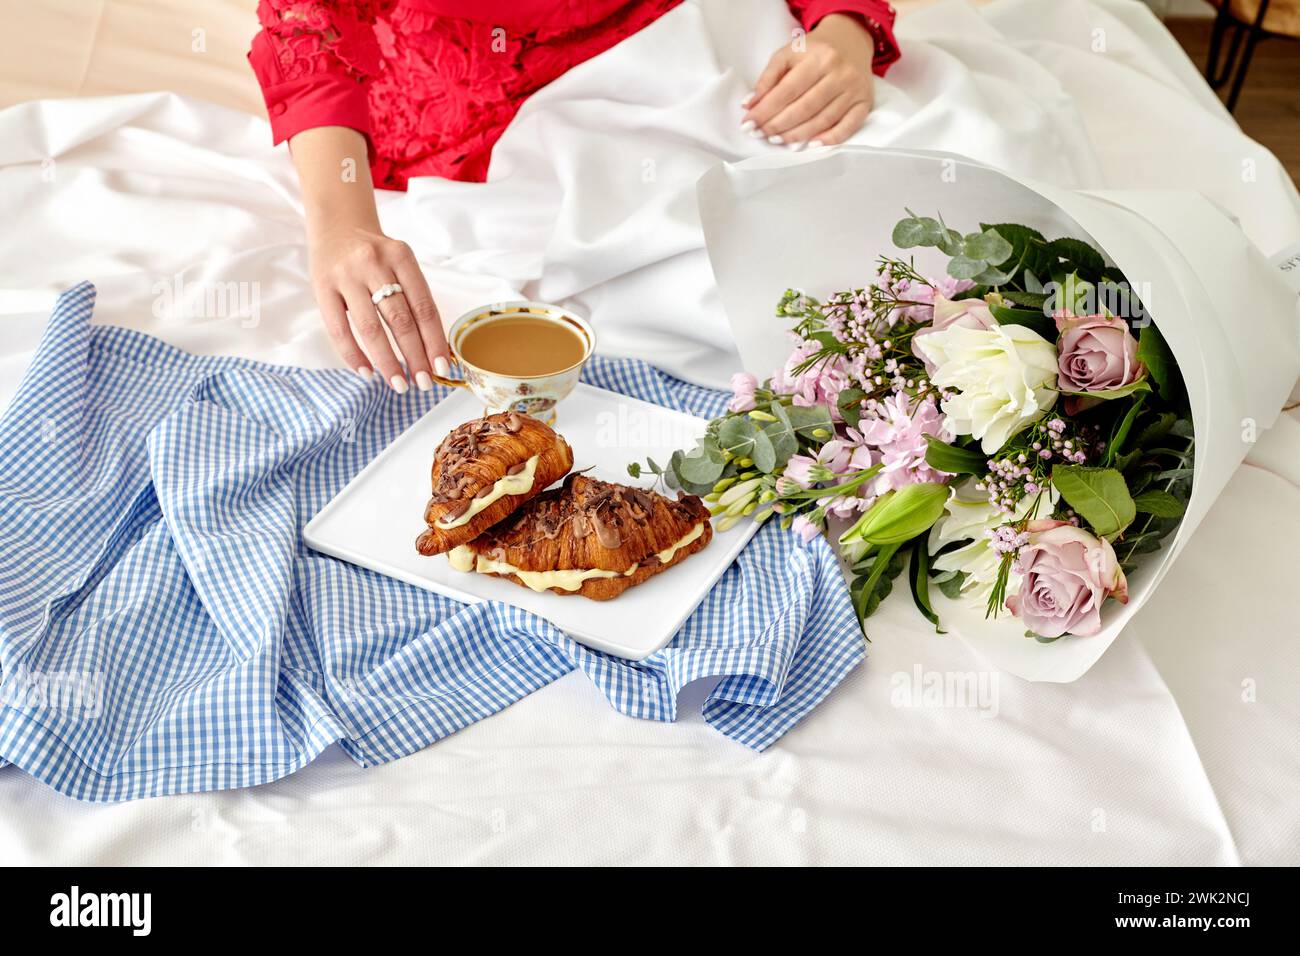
[1213,0,1274,113]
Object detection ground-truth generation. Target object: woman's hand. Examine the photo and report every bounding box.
[741,13,877,149]
[290,126,451,393]
[308,222,450,393]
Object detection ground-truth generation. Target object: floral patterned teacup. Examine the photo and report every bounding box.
[430,301,595,424]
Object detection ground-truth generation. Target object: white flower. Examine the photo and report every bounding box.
[928,478,1057,600]
[913,322,1058,453]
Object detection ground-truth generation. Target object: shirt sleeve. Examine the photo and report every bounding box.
[246,0,394,147]
[788,0,901,76]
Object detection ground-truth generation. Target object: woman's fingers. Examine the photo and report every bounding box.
[374,286,436,391]
[814,99,873,146]
[746,45,794,111]
[744,60,821,141]
[778,90,855,146]
[341,282,407,392]
[389,247,451,378]
[761,76,842,139]
[317,288,373,378]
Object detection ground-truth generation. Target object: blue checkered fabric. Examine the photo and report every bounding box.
[0,283,864,801]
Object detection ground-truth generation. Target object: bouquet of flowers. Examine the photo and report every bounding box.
[632,213,1193,642]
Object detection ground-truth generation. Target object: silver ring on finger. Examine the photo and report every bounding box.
[370,282,403,305]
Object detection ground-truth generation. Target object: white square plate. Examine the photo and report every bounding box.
[303,383,759,660]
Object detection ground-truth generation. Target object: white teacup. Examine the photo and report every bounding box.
[430,301,595,424]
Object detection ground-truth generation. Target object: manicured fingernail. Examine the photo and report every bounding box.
[415,371,433,392]
[740,119,756,132]
[741,92,754,108]
[808,140,824,149]
[390,375,409,394]
[356,366,373,381]
[767,134,784,145]
[434,356,450,377]
[787,141,805,152]
[749,128,766,139]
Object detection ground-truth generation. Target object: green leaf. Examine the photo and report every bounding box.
[935,570,967,600]
[1045,237,1106,276]
[1132,488,1186,518]
[626,462,642,478]
[1050,465,1136,537]
[785,404,834,435]
[923,435,986,475]
[675,448,725,489]
[1000,290,1049,309]
[964,229,1013,263]
[987,299,1057,341]
[750,428,777,473]
[840,482,951,547]
[717,416,761,461]
[907,544,944,633]
[1062,379,1152,401]
[836,387,868,428]
[1104,394,1146,467]
[947,255,985,280]
[1136,322,1176,401]
[851,543,904,628]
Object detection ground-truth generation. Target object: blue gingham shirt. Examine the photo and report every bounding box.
[0,284,864,801]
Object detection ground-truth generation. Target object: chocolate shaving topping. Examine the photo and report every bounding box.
[440,499,471,521]
[591,513,621,550]
[507,462,527,476]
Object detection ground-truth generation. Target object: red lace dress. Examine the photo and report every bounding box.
[248,1,900,190]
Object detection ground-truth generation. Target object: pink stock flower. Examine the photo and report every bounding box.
[1005,519,1130,638]
[893,275,976,323]
[791,514,821,543]
[854,393,954,495]
[728,372,759,412]
[771,339,853,418]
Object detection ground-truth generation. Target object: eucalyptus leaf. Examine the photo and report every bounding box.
[964,229,1013,263]
[947,256,986,280]
[750,428,777,472]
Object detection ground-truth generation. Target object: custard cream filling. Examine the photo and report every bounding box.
[447,521,706,593]
[436,455,539,529]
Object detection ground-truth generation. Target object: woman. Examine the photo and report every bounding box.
[248,1,900,392]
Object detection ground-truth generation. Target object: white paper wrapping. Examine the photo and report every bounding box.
[698,146,1300,681]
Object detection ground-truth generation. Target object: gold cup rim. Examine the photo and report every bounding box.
[448,301,595,381]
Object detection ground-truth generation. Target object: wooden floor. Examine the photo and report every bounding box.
[1166,17,1300,184]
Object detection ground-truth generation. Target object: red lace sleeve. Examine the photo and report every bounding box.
[788,1,900,77]
[247,0,396,147]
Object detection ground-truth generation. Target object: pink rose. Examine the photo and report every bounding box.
[1005,519,1129,637]
[911,294,997,374]
[1054,313,1144,393]
[728,372,759,412]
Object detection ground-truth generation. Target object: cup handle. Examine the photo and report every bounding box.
[430,362,469,390]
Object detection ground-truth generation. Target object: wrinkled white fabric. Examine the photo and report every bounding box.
[0,0,1296,864]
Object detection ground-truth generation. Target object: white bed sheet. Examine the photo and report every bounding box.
[0,0,1297,865]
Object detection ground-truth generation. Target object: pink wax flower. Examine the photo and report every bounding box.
[1005,519,1130,637]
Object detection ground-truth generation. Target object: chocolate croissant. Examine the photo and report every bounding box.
[415,411,573,556]
[447,474,713,600]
